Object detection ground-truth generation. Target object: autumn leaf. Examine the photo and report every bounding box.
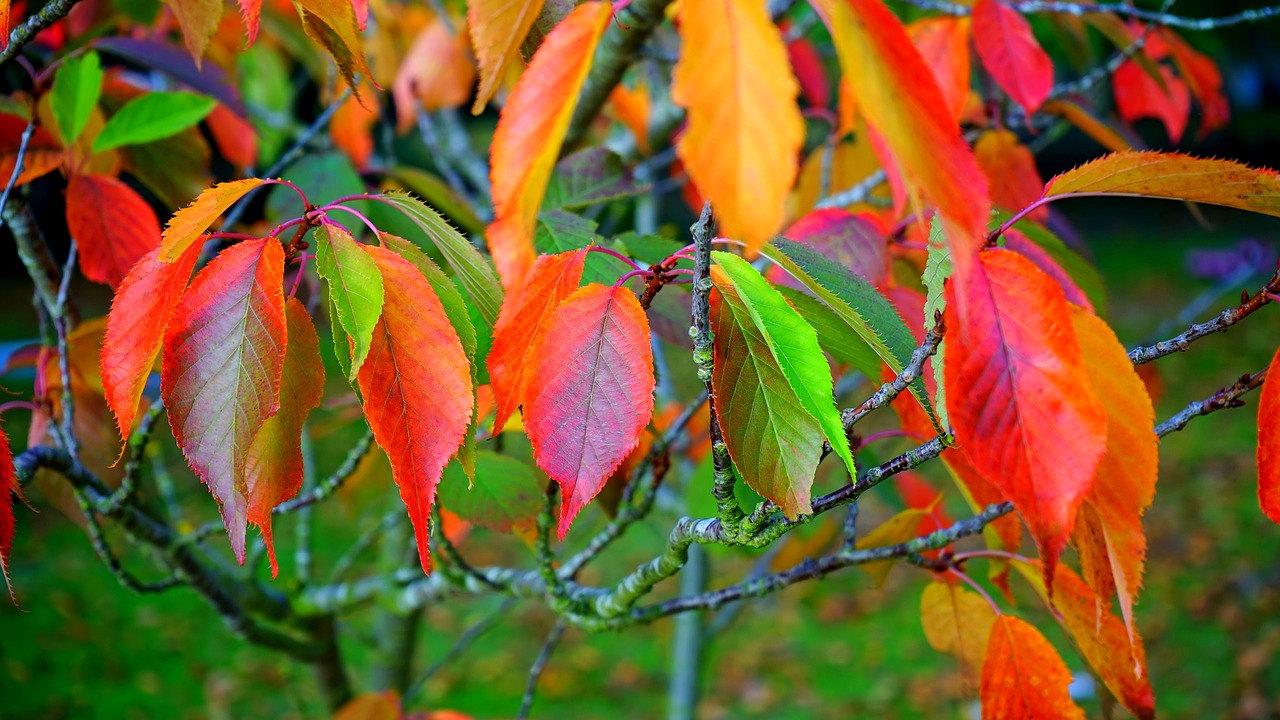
[1258,345,1280,523]
[906,17,971,123]
[162,238,288,563]
[294,0,375,92]
[314,223,385,378]
[1162,29,1229,136]
[671,0,804,254]
[524,284,654,537]
[0,422,17,603]
[775,209,888,286]
[65,174,161,288]
[980,615,1086,719]
[487,248,587,434]
[945,249,1107,584]
[394,18,477,132]
[439,451,543,533]
[206,104,259,169]
[857,505,932,585]
[1042,99,1132,154]
[920,580,997,688]
[711,271,825,519]
[1002,229,1092,311]
[160,178,269,261]
[168,0,223,65]
[0,113,63,186]
[467,0,548,113]
[487,1,610,291]
[972,0,1053,113]
[975,129,1044,220]
[356,246,473,574]
[1114,59,1190,143]
[237,0,263,44]
[102,245,201,443]
[331,83,380,170]
[245,298,325,577]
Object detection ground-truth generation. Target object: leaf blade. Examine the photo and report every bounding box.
[314,223,385,378]
[65,174,161,288]
[91,92,217,154]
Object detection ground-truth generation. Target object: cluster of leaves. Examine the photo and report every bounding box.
[0,0,1278,716]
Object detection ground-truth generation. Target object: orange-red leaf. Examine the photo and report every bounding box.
[0,113,63,186]
[169,0,223,65]
[65,174,161,288]
[246,298,325,577]
[671,0,804,254]
[101,245,201,444]
[525,284,655,537]
[467,0,548,113]
[972,0,1053,113]
[1259,345,1280,523]
[330,85,380,171]
[975,129,1044,220]
[206,104,259,170]
[1161,29,1229,137]
[1002,229,1092,311]
[945,249,1107,583]
[980,615,1086,720]
[487,248,587,434]
[356,246,473,574]
[162,238,287,563]
[160,178,269,262]
[1070,307,1157,646]
[1114,59,1190,143]
[486,2,610,291]
[906,17,971,124]
[394,19,477,133]
[920,580,997,688]
[237,0,263,45]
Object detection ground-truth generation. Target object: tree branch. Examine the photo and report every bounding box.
[0,0,82,65]
[1155,369,1268,437]
[897,0,1280,30]
[1129,266,1280,364]
[518,619,567,719]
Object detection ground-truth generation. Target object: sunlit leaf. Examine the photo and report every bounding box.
[160,178,269,261]
[91,91,217,153]
[50,50,103,146]
[467,0,548,113]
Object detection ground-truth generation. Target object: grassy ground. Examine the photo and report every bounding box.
[1,205,1279,719]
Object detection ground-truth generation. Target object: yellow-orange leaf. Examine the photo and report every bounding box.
[980,615,1086,720]
[1042,99,1132,154]
[907,17,971,124]
[168,0,223,66]
[920,580,997,688]
[975,129,1044,220]
[160,179,269,262]
[467,0,548,113]
[486,2,610,291]
[856,506,931,586]
[672,0,803,254]
[294,0,375,92]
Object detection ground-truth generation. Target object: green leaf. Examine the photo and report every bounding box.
[50,51,103,146]
[379,232,477,363]
[775,285,881,380]
[761,238,938,431]
[378,192,504,331]
[387,166,485,236]
[328,294,353,380]
[314,224,385,379]
[712,252,857,485]
[439,451,543,533]
[535,209,599,253]
[91,91,217,153]
[923,218,951,430]
[544,147,649,210]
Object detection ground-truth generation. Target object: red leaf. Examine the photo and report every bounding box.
[487,249,588,434]
[206,104,258,169]
[906,17,971,123]
[945,249,1107,584]
[525,284,655,537]
[65,174,161,288]
[356,246,473,575]
[162,238,288,563]
[246,298,325,577]
[972,0,1053,113]
[787,33,831,108]
[101,244,201,444]
[1259,345,1280,523]
[0,422,17,603]
[773,209,888,286]
[974,129,1044,221]
[1161,29,1229,136]
[1002,229,1092,311]
[980,615,1086,719]
[237,0,262,44]
[1113,59,1190,143]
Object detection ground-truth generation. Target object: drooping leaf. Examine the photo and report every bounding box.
[439,451,543,533]
[238,0,263,44]
[488,249,587,434]
[856,505,932,585]
[50,50,103,146]
[971,0,1053,113]
[487,1,611,291]
[162,238,288,563]
[245,298,325,577]
[524,284,655,537]
[1042,98,1132,154]
[712,252,857,483]
[168,0,223,64]
[330,82,380,171]
[945,249,1107,584]
[102,245,202,443]
[65,174,161,288]
[1161,29,1229,137]
[774,285,882,381]
[1257,345,1280,523]
[711,272,825,519]
[1113,59,1190,143]
[979,615,1086,720]
[671,0,804,254]
[206,103,257,174]
[920,580,997,687]
[907,17,971,123]
[379,233,477,362]
[394,17,477,130]
[91,92,217,154]
[1002,229,1092,311]
[356,246,473,574]
[775,209,888,287]
[293,0,375,92]
[975,129,1044,220]
[314,223,385,379]
[160,178,269,261]
[0,422,17,603]
[467,0,548,113]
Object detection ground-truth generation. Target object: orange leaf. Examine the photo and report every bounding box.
[1114,59,1190,143]
[356,246,473,575]
[1161,29,1229,137]
[945,249,1107,584]
[467,0,548,113]
[979,615,1086,719]
[1259,345,1280,523]
[101,245,201,445]
[206,104,259,169]
[607,82,651,155]
[331,83,380,170]
[65,174,161,288]
[856,506,932,585]
[160,178,269,262]
[393,19,477,133]
[486,1,610,291]
[1002,229,1092,311]
[920,580,997,688]
[162,238,288,563]
[246,298,325,577]
[487,248,588,434]
[0,113,63,186]
[975,129,1044,220]
[671,0,803,254]
[169,0,223,65]
[906,17,971,124]
[1042,99,1132,154]
[972,0,1053,113]
[525,284,655,537]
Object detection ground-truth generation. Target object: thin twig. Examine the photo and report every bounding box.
[1129,267,1280,364]
[1155,369,1268,437]
[404,597,515,701]
[275,429,374,514]
[517,620,568,719]
[897,0,1280,30]
[0,119,35,223]
[0,0,83,65]
[840,317,945,430]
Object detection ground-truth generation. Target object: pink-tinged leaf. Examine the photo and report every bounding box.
[1002,229,1092,311]
[773,208,888,286]
[1114,59,1190,143]
[787,33,831,108]
[487,249,588,434]
[980,615,1086,719]
[974,129,1044,220]
[351,0,367,29]
[972,0,1053,113]
[160,178,268,261]
[0,422,17,603]
[906,17,971,123]
[65,174,161,288]
[487,2,611,291]
[162,238,287,563]
[1259,345,1280,523]
[246,298,325,577]
[101,244,201,444]
[356,246,473,575]
[237,0,262,44]
[945,249,1107,585]
[468,0,548,113]
[525,284,655,537]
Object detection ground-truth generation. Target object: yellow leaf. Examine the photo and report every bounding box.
[467,0,548,113]
[856,505,930,586]
[160,179,268,261]
[920,580,997,689]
